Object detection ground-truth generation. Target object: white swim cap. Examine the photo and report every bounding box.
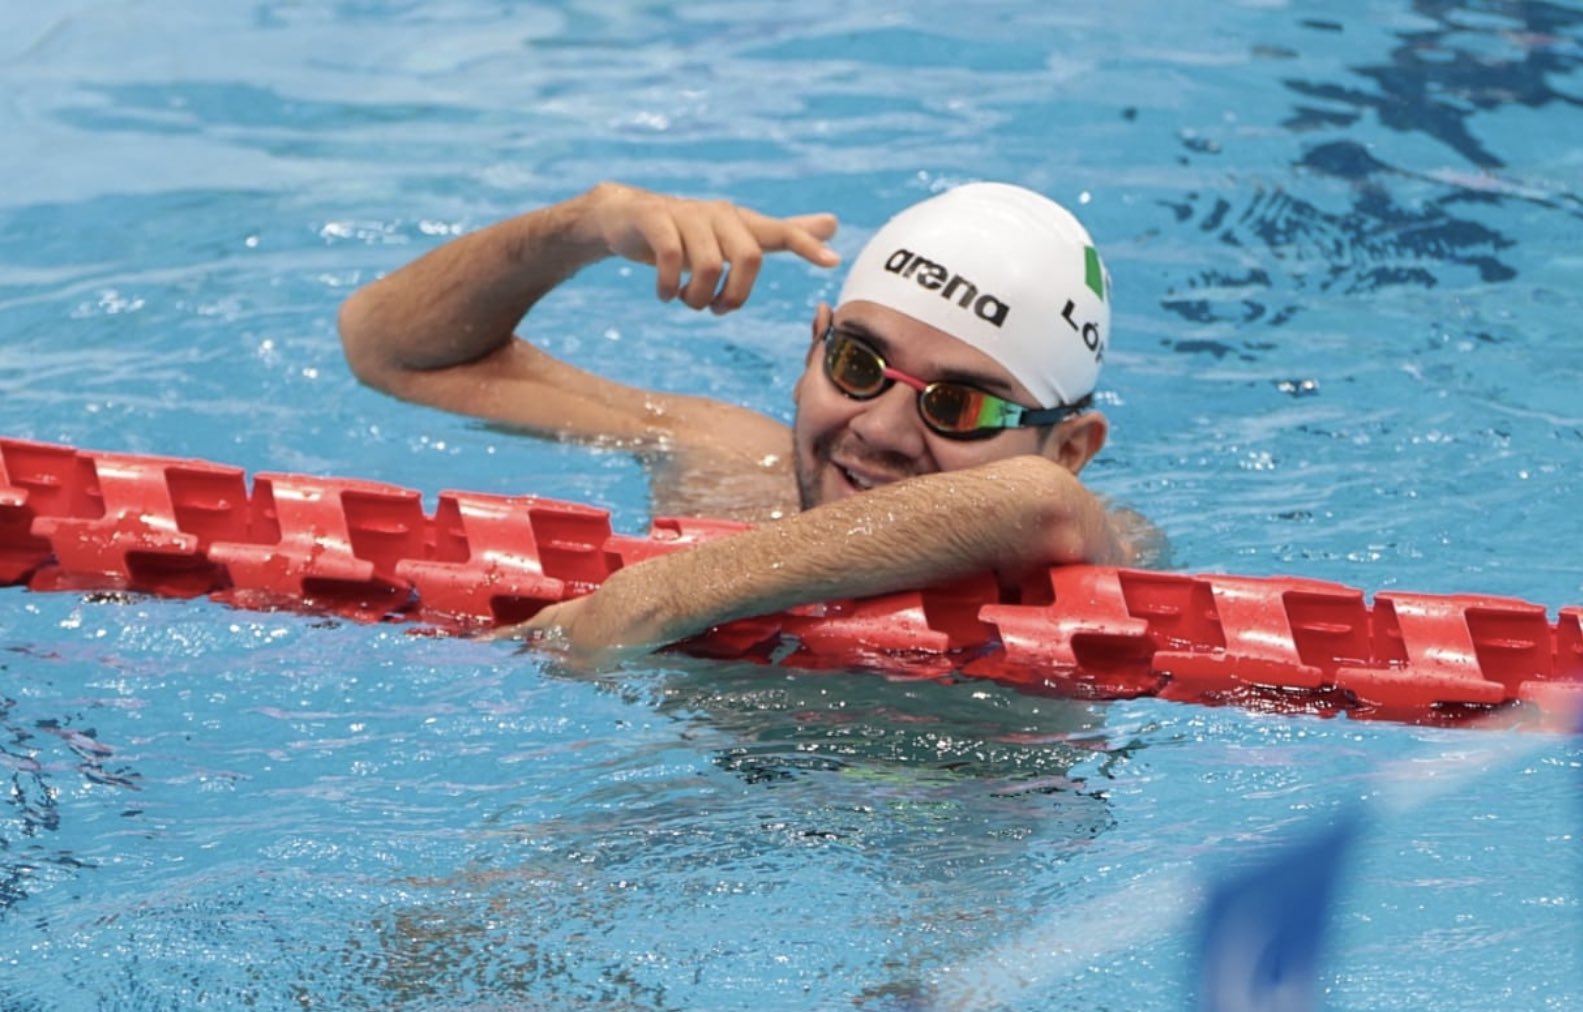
[836,182,1110,408]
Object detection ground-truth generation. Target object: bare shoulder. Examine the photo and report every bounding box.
[647,453,798,524]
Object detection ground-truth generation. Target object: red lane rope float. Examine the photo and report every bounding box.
[3,436,1581,728]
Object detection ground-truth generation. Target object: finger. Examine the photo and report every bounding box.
[481,617,540,642]
[632,207,686,302]
[675,210,726,311]
[480,620,525,642]
[742,210,841,267]
[480,599,566,641]
[710,211,764,313]
[785,212,840,244]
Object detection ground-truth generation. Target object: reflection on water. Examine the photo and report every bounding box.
[0,651,143,916]
[1283,0,1583,170]
[1159,0,1582,337]
[1159,152,1517,331]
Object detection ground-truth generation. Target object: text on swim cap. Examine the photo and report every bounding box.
[1061,299,1104,363]
[882,249,1009,327]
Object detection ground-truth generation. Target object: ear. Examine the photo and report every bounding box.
[793,303,834,404]
[808,302,832,352]
[1041,411,1109,475]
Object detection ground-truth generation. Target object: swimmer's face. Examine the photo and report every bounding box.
[790,302,1055,509]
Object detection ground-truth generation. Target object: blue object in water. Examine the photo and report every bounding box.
[1196,814,1361,1012]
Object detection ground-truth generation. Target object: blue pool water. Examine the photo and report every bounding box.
[2,1,1582,1008]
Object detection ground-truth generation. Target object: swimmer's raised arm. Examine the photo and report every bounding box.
[337,182,840,449]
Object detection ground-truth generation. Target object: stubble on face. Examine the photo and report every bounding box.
[791,406,828,511]
[792,418,927,511]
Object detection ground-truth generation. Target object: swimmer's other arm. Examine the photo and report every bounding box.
[337,182,839,449]
[507,455,1126,665]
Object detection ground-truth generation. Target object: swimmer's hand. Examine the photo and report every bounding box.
[572,182,840,314]
[487,568,677,668]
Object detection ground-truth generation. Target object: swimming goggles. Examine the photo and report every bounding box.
[821,326,1087,440]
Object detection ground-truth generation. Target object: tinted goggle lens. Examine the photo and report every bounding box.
[825,335,886,395]
[918,383,994,433]
[823,332,1010,438]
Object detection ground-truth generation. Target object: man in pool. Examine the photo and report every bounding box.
[338,181,1150,662]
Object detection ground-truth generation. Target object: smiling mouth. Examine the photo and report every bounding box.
[839,466,876,491]
[837,462,905,493]
[821,437,918,497]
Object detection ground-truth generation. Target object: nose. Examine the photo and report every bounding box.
[847,379,929,458]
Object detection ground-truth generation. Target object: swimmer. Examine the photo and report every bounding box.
[339,181,1157,662]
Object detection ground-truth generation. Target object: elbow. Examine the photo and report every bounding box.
[337,287,398,393]
[992,455,1118,568]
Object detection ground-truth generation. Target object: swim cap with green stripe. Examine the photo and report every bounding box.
[835,182,1110,409]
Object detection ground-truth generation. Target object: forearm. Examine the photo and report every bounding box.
[675,458,1114,623]
[339,189,608,384]
[537,456,1120,658]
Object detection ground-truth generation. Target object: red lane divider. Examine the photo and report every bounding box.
[2,437,1579,728]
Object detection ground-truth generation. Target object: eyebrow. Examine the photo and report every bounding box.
[831,321,1019,398]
